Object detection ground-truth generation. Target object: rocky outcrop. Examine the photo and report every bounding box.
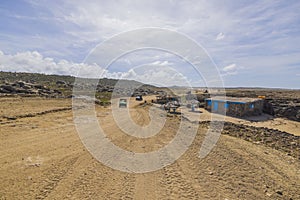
[274,106,300,121]
[269,99,300,122]
[197,121,300,160]
[56,80,66,85]
[0,81,62,97]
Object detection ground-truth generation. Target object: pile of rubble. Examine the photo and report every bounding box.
[198,121,300,160]
[269,99,300,122]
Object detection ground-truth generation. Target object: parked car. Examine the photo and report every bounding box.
[135,95,143,101]
[119,99,127,108]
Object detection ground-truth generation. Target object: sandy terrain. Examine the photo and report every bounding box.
[0,97,299,199]
[181,107,300,136]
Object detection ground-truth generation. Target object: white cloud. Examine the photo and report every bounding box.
[221,63,239,76]
[120,61,190,87]
[0,50,190,86]
[216,32,225,41]
[222,63,237,72]
[151,60,172,66]
[0,50,107,78]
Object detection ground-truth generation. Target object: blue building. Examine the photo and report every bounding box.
[204,97,264,117]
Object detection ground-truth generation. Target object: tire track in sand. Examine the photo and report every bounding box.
[34,156,79,200]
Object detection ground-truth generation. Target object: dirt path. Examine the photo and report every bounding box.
[0,97,299,199]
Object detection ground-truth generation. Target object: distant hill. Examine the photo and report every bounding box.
[0,71,153,87]
[0,71,75,84]
[0,71,160,102]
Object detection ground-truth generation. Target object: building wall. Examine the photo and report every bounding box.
[205,100,212,110]
[205,99,263,117]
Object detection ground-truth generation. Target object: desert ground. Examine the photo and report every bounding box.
[0,96,299,199]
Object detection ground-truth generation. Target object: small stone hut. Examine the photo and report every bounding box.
[204,97,264,117]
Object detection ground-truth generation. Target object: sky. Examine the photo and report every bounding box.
[0,0,299,88]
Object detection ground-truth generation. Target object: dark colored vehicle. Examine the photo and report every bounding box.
[135,95,143,101]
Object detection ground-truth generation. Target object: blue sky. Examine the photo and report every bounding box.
[0,0,299,88]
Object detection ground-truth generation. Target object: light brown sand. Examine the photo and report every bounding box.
[0,97,299,199]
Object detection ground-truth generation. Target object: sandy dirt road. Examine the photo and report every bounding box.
[0,97,299,199]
